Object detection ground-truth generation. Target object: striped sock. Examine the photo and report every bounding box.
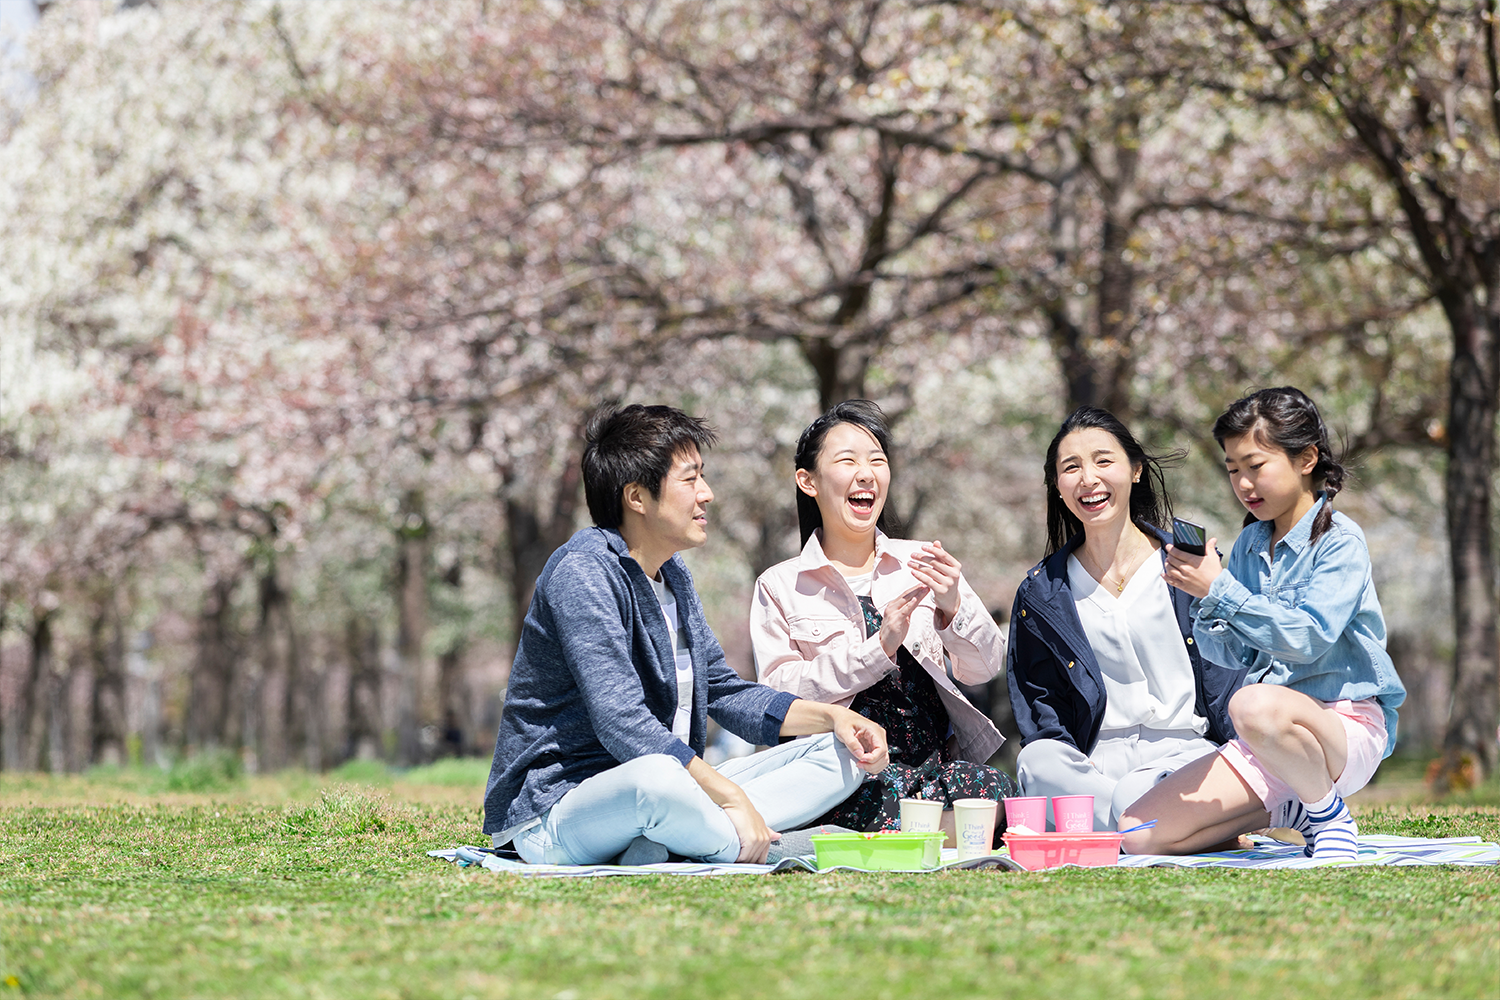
[1302,788,1359,861]
[1277,800,1317,856]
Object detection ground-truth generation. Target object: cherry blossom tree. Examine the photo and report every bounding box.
[0,0,1472,775]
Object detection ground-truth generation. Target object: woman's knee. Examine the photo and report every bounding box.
[1110,777,1151,828]
[1119,825,1160,855]
[1227,685,1291,743]
[1016,738,1079,786]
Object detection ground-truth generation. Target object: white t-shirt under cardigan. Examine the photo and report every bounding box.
[649,574,695,741]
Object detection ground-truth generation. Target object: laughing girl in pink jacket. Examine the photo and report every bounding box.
[750,400,1015,842]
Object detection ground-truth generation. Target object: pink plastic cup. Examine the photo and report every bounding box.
[1003,796,1047,833]
[1052,794,1095,833]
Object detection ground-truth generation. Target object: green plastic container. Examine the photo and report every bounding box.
[810,831,946,871]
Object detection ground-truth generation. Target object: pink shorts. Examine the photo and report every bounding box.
[1219,698,1388,829]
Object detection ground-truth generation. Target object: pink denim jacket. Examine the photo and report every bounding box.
[750,530,1006,763]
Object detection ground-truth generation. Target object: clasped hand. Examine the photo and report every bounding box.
[880,541,965,659]
[907,540,962,628]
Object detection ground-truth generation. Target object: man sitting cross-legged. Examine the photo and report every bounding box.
[483,404,889,865]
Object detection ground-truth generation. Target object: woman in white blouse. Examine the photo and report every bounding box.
[1006,407,1248,832]
[751,400,1014,838]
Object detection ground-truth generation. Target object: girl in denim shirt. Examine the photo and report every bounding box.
[1120,387,1405,860]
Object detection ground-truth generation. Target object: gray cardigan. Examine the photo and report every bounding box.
[482,527,798,837]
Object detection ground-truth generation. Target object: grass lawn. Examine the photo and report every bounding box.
[2,758,1498,1000]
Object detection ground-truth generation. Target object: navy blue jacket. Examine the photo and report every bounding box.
[1006,524,1248,754]
[483,527,797,837]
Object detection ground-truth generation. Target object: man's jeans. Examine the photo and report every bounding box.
[511,734,862,864]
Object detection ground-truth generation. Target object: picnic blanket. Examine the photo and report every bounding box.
[429,834,1500,878]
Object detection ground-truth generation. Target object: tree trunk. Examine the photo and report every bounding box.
[801,338,873,412]
[300,664,324,771]
[394,490,432,765]
[22,612,54,771]
[502,458,583,648]
[747,502,800,580]
[1,613,24,771]
[796,135,898,413]
[1044,120,1141,421]
[435,558,467,756]
[1432,283,1500,787]
[1093,114,1141,418]
[230,647,260,772]
[255,567,299,771]
[62,641,91,773]
[344,614,383,761]
[503,495,567,649]
[90,599,127,767]
[188,574,237,750]
[0,604,6,769]
[45,647,68,774]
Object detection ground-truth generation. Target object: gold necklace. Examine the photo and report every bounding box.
[1086,536,1148,595]
[1098,563,1128,594]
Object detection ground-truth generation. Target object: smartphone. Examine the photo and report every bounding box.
[1171,517,1207,556]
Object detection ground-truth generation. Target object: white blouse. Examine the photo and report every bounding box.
[1067,551,1207,734]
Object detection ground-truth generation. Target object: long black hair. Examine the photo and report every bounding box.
[1212,386,1346,546]
[793,399,901,547]
[1043,407,1181,556]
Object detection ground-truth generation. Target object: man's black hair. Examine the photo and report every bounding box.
[583,404,718,529]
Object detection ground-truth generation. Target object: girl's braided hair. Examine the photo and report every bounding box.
[1212,386,1346,545]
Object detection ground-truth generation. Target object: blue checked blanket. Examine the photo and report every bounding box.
[428,834,1500,878]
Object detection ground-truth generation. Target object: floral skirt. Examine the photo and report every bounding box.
[812,749,1018,847]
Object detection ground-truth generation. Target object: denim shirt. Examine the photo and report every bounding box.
[1190,497,1406,754]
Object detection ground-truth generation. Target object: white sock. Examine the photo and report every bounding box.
[1302,788,1358,861]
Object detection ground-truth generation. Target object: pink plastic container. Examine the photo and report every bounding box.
[1002,831,1123,870]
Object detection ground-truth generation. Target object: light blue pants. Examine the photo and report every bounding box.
[512,733,863,865]
[1016,727,1218,832]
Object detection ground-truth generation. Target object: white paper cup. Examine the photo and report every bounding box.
[899,797,943,834]
[951,797,998,861]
